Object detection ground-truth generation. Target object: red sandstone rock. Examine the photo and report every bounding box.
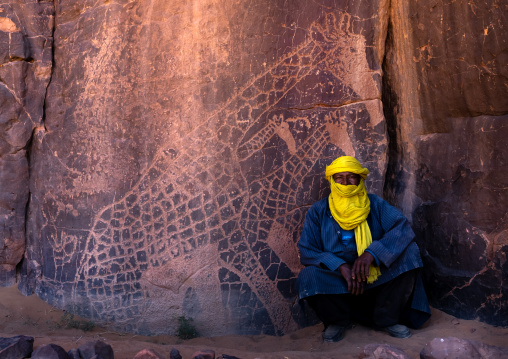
[23,0,389,336]
[0,0,505,338]
[360,343,411,359]
[133,348,165,359]
[420,337,508,359]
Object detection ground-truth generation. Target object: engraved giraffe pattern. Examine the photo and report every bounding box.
[66,12,387,334]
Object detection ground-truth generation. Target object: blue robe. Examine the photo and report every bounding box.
[296,194,431,328]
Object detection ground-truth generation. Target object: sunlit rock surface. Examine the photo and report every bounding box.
[23,1,389,335]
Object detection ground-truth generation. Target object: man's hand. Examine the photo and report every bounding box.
[339,263,364,295]
[352,252,374,283]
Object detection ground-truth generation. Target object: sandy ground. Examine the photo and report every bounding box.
[1,285,507,359]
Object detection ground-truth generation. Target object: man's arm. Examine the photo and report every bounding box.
[299,218,364,295]
[297,203,347,271]
[364,195,417,268]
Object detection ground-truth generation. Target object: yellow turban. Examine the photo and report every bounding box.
[325,156,380,284]
[325,156,369,181]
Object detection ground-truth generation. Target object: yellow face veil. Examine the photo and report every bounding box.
[325,156,380,284]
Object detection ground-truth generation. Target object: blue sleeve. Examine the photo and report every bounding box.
[297,202,346,271]
[366,195,416,268]
[365,249,380,266]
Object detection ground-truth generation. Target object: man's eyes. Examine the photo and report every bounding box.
[335,176,359,181]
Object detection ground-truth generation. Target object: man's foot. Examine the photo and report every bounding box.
[379,324,411,338]
[322,324,350,342]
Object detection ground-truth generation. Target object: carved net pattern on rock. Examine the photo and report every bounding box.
[60,12,387,335]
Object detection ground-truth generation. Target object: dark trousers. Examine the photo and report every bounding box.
[306,269,417,328]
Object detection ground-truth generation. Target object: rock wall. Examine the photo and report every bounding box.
[0,1,53,285]
[22,0,389,336]
[0,0,506,335]
[384,0,508,325]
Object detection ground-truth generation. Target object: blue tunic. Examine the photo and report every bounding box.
[296,194,431,328]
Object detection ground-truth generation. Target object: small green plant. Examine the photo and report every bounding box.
[176,316,198,339]
[60,312,96,332]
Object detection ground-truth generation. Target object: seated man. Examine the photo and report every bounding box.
[296,156,430,342]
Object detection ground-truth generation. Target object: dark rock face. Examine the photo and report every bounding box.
[384,0,508,326]
[411,1,507,126]
[68,348,81,359]
[23,1,388,335]
[220,355,241,359]
[0,0,53,286]
[0,335,34,359]
[413,116,508,324]
[169,348,182,359]
[0,0,505,336]
[77,340,114,359]
[192,350,215,359]
[32,344,71,359]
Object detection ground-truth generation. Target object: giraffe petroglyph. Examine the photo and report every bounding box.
[67,12,386,335]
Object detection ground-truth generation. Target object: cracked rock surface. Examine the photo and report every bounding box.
[0,0,54,286]
[0,0,506,335]
[24,1,388,336]
[383,0,508,326]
